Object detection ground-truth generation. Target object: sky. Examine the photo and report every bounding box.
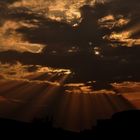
[0,0,140,53]
[0,1,140,131]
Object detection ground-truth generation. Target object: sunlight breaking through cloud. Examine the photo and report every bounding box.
[0,62,71,86]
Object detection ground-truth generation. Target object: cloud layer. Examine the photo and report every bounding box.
[0,0,140,53]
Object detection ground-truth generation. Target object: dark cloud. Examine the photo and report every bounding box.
[76,4,110,46]
[12,3,110,52]
[109,0,140,31]
[0,2,9,25]
[0,0,140,83]
[0,0,140,53]
[15,1,140,62]
[109,0,140,15]
[3,1,138,54]
[0,0,20,4]
[0,0,21,24]
[16,19,75,44]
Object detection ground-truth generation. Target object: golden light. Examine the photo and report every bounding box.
[116,18,130,27]
[0,62,135,131]
[10,0,97,24]
[110,31,131,40]
[95,51,100,55]
[0,20,44,53]
[99,14,130,30]
[93,47,101,56]
[0,0,139,133]
[109,30,140,47]
[99,15,115,22]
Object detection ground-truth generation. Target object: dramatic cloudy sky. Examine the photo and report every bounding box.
[0,0,140,53]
